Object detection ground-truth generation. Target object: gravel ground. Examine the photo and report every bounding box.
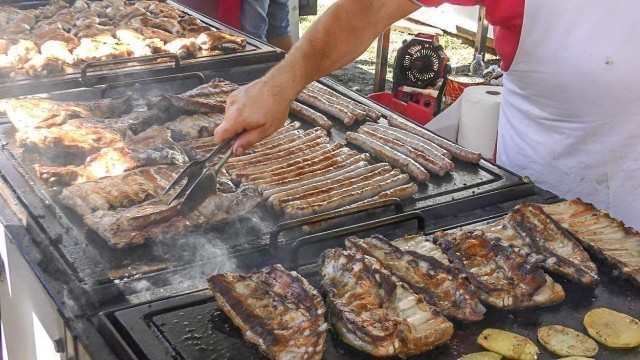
[299,0,497,95]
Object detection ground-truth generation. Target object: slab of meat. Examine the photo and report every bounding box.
[434,229,565,309]
[16,110,168,161]
[387,115,482,163]
[164,113,222,141]
[208,265,327,360]
[321,248,453,357]
[289,102,333,130]
[0,96,134,130]
[346,132,430,183]
[145,78,238,115]
[85,184,261,249]
[196,30,246,50]
[505,204,599,286]
[60,165,182,216]
[35,127,193,186]
[392,234,451,265]
[346,235,485,322]
[357,126,452,176]
[541,199,640,287]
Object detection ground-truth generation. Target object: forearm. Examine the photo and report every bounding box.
[262,0,420,100]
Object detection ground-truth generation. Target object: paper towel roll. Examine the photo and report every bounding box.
[456,86,502,158]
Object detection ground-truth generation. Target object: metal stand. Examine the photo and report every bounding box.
[474,6,489,60]
[373,28,391,93]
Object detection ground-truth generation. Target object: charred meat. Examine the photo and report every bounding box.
[321,248,454,357]
[346,235,486,322]
[146,78,239,115]
[208,265,328,360]
[434,229,565,309]
[542,199,640,287]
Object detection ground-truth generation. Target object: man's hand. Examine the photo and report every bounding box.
[214,77,294,155]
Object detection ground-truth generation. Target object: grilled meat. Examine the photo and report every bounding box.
[542,199,640,287]
[35,127,193,186]
[16,110,169,160]
[7,40,39,66]
[39,40,77,64]
[146,78,239,115]
[434,229,565,309]
[0,38,11,55]
[0,55,15,77]
[196,30,246,50]
[0,96,133,130]
[208,265,328,360]
[22,55,64,76]
[131,26,178,43]
[505,204,599,286]
[163,38,198,59]
[346,235,485,322]
[85,184,261,248]
[165,113,222,141]
[73,37,131,62]
[60,165,182,216]
[321,248,454,357]
[392,234,452,265]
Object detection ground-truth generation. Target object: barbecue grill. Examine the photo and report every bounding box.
[2,70,631,359]
[0,1,285,98]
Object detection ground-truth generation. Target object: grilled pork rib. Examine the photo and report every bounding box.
[505,204,599,286]
[321,248,454,357]
[542,199,640,287]
[346,235,485,322]
[85,184,261,249]
[0,96,134,130]
[145,78,239,115]
[434,229,565,309]
[208,265,328,360]
[35,127,193,186]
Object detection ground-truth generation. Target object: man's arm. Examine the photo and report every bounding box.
[215,0,420,155]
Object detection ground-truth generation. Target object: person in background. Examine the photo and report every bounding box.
[215,0,640,229]
[241,0,293,51]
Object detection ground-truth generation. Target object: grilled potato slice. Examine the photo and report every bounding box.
[477,329,539,360]
[537,325,598,357]
[460,351,503,360]
[583,308,640,348]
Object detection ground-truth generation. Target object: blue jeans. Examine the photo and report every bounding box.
[241,0,290,42]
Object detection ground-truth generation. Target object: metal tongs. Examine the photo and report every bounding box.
[163,135,238,209]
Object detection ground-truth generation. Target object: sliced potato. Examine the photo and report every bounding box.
[557,357,594,360]
[583,308,640,348]
[477,329,539,360]
[460,351,503,360]
[537,325,598,357]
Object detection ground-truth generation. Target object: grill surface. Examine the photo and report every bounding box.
[0,1,284,98]
[102,207,640,360]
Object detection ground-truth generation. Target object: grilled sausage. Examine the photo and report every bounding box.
[358,127,452,176]
[361,122,452,160]
[297,91,357,126]
[303,87,366,121]
[262,161,370,199]
[228,128,327,164]
[245,148,352,182]
[308,82,382,120]
[283,173,411,218]
[346,132,430,183]
[387,115,482,163]
[230,144,334,173]
[289,101,333,130]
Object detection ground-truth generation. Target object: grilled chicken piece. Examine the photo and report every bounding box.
[542,199,640,287]
[115,28,164,56]
[196,30,246,50]
[134,1,155,11]
[73,37,130,62]
[0,38,11,55]
[2,23,31,36]
[88,2,110,18]
[115,6,150,23]
[106,5,126,20]
[148,2,183,18]
[434,229,566,309]
[163,38,198,59]
[0,95,133,130]
[129,15,153,28]
[16,110,168,160]
[39,40,77,64]
[60,165,182,216]
[208,265,328,360]
[346,235,486,322]
[146,78,239,114]
[179,17,205,30]
[72,0,89,12]
[38,0,70,19]
[131,26,178,44]
[392,234,452,265]
[165,113,222,141]
[322,248,454,357]
[36,29,80,51]
[35,127,193,186]
[504,204,599,286]
[7,40,39,66]
[73,25,115,39]
[85,184,261,248]
[153,18,183,35]
[22,55,64,76]
[36,16,75,32]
